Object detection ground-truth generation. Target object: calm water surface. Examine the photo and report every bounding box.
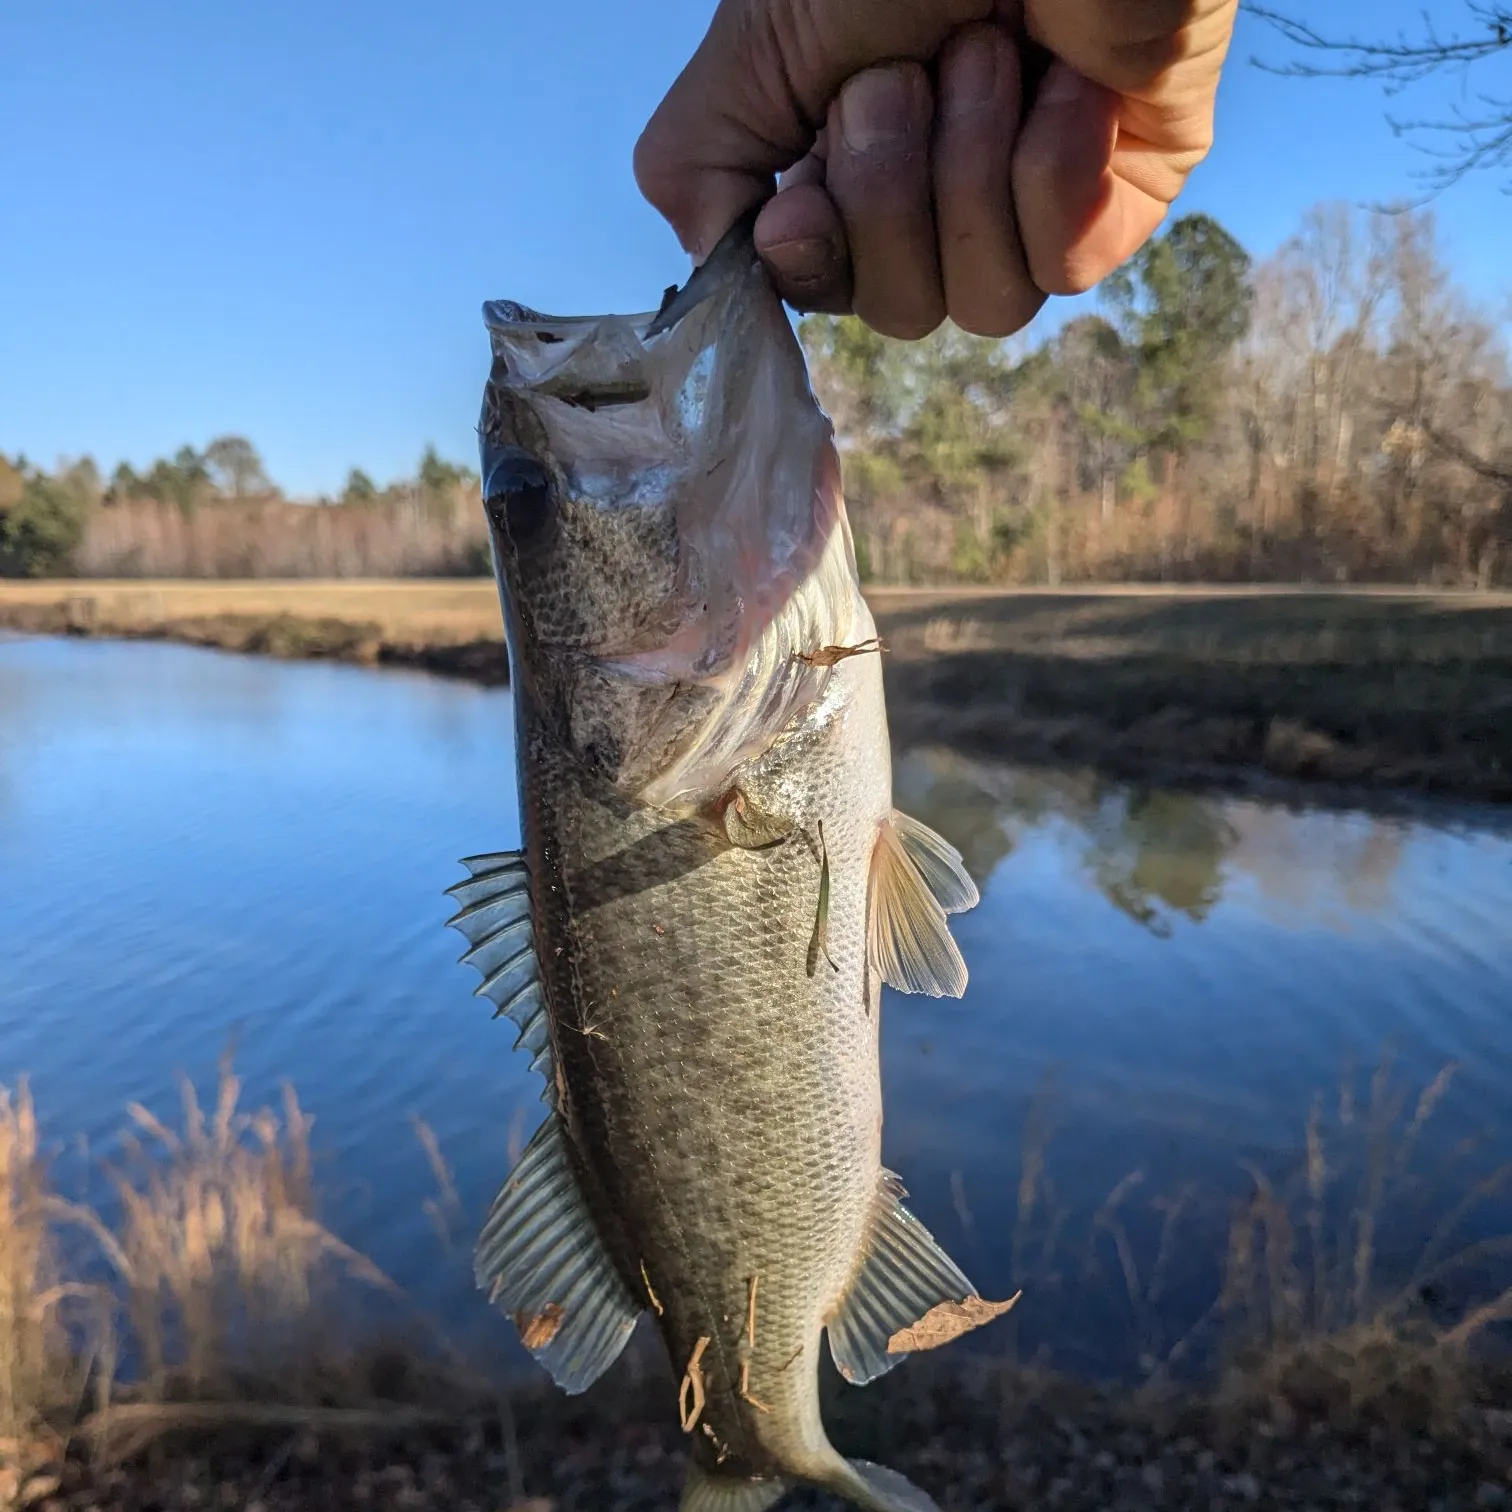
[3,634,1511,1377]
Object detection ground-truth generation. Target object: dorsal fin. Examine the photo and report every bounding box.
[866,819,969,998]
[446,850,553,1095]
[475,1113,641,1394]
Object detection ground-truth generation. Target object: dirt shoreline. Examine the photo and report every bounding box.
[4,581,1512,804]
[37,1354,1512,1512]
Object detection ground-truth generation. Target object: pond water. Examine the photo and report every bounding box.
[3,633,1512,1380]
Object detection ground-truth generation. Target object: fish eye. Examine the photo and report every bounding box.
[483,448,554,545]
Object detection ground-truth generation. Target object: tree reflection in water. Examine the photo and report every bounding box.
[892,746,1408,936]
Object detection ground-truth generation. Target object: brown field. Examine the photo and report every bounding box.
[5,579,1512,801]
[0,578,504,643]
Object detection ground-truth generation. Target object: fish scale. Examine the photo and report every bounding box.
[452,219,1011,1512]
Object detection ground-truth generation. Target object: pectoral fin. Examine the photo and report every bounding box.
[891,811,979,914]
[866,818,969,998]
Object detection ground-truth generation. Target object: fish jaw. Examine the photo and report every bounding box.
[477,227,864,809]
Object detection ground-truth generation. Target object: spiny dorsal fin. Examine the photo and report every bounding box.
[680,1464,791,1512]
[475,1113,641,1394]
[866,819,969,998]
[826,1170,975,1387]
[891,810,979,914]
[446,851,553,1095]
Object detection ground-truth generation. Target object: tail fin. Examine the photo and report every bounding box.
[680,1461,790,1512]
[681,1457,937,1512]
[820,1458,943,1512]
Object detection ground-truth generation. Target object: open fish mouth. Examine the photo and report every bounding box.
[478,221,864,805]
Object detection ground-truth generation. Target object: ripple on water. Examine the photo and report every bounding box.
[4,637,1512,1375]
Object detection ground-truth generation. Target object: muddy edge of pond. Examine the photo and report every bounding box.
[4,586,1512,805]
[40,1353,1512,1511]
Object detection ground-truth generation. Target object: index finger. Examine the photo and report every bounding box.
[634,0,999,259]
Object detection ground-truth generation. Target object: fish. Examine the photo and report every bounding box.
[449,218,1012,1512]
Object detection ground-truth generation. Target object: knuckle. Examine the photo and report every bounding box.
[631,122,677,211]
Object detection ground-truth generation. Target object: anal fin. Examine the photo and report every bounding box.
[475,1113,641,1394]
[828,1171,1011,1387]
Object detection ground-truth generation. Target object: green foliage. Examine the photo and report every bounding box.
[418,445,471,496]
[799,315,908,434]
[0,455,24,512]
[0,473,94,576]
[342,468,378,507]
[204,436,269,499]
[144,447,212,515]
[804,316,1025,526]
[1121,456,1160,505]
[1103,213,1255,453]
[949,521,998,582]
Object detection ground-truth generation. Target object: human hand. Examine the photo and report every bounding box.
[635,0,1238,339]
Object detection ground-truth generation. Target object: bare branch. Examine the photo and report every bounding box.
[1419,419,1512,485]
[1247,2,1512,192]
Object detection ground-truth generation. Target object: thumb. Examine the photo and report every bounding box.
[635,0,997,260]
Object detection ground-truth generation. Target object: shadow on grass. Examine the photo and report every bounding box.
[871,592,1512,803]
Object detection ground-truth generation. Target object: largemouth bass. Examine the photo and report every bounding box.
[450,221,1011,1512]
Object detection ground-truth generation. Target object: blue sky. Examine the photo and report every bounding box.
[2,0,1508,497]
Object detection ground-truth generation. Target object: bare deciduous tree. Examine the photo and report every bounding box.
[1249,2,1512,193]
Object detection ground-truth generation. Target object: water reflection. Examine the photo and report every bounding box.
[895,748,1437,937]
[3,638,1512,1380]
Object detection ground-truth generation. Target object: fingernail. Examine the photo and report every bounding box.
[946,36,1000,117]
[762,236,842,287]
[1039,64,1086,109]
[839,67,921,154]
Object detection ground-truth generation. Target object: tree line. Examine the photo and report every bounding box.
[799,201,1511,587]
[3,200,1506,585]
[0,442,486,578]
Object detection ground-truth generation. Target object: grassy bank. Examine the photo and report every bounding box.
[5,580,1512,802]
[0,580,509,684]
[7,1059,1512,1510]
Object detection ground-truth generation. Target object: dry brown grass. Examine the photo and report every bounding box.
[0,1082,82,1504]
[2,1044,1512,1487]
[4,579,1510,660]
[0,580,502,646]
[92,1063,397,1399]
[0,1060,475,1480]
[992,1053,1512,1442]
[869,584,1512,668]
